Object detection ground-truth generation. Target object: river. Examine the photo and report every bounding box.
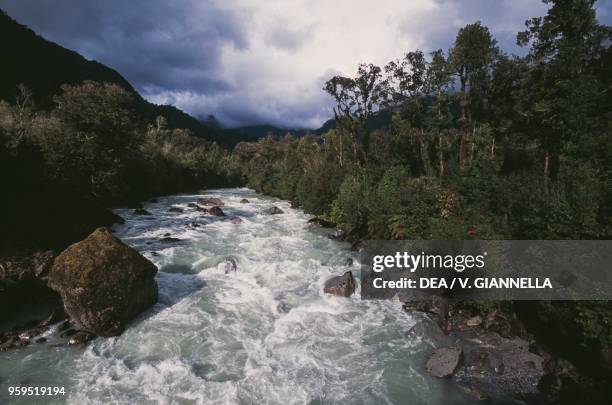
[1,188,473,404]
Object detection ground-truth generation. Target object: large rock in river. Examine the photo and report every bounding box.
[324,271,356,297]
[48,227,158,337]
[263,206,284,215]
[426,346,462,378]
[208,206,225,217]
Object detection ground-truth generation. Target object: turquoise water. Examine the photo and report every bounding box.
[1,188,472,404]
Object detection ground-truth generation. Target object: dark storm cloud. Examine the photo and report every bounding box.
[2,0,248,94]
[2,0,610,128]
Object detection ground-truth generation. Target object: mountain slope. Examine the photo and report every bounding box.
[0,10,254,148]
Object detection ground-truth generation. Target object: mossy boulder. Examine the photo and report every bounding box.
[48,227,158,336]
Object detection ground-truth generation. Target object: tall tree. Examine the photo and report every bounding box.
[517,0,610,192]
[385,51,432,175]
[425,49,453,177]
[324,63,388,163]
[385,50,428,105]
[450,22,498,171]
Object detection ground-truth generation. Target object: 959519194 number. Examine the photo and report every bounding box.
[4,385,66,397]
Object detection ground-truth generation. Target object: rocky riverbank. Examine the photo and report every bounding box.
[1,226,159,350]
[311,215,612,405]
[397,295,612,404]
[3,194,610,404]
[1,194,289,351]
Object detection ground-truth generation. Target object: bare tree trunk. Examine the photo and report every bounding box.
[459,133,466,172]
[352,132,358,162]
[338,125,344,167]
[420,130,432,177]
[439,135,445,178]
[436,91,445,178]
[544,149,550,195]
[334,109,344,167]
[459,74,467,173]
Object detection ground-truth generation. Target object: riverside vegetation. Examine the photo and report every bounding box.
[232,1,612,402]
[0,0,611,404]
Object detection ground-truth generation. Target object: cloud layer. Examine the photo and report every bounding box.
[3,0,609,128]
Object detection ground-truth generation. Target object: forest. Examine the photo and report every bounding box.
[236,1,611,242]
[0,82,240,248]
[0,0,611,402]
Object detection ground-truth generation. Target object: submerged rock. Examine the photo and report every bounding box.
[187,203,199,208]
[48,227,158,337]
[230,217,243,224]
[208,206,225,217]
[405,319,451,348]
[263,206,284,215]
[0,335,28,351]
[456,384,490,402]
[328,228,346,240]
[168,207,184,213]
[426,346,462,378]
[240,198,249,203]
[133,207,152,216]
[160,237,181,243]
[218,258,238,274]
[324,271,356,297]
[68,331,95,346]
[198,197,223,206]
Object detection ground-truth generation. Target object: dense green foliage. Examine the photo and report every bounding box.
[0,81,239,248]
[236,0,612,243]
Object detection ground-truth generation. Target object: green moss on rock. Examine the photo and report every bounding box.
[49,227,158,336]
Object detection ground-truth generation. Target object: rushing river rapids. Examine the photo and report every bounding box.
[1,188,476,404]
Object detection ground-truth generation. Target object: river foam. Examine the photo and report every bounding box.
[1,188,472,404]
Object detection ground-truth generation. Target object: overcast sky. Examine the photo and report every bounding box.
[3,0,611,128]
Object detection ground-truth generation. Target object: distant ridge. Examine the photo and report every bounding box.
[0,10,250,148]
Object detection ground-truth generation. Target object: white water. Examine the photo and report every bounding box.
[1,188,472,404]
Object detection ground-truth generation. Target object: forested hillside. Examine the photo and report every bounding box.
[0,10,245,250]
